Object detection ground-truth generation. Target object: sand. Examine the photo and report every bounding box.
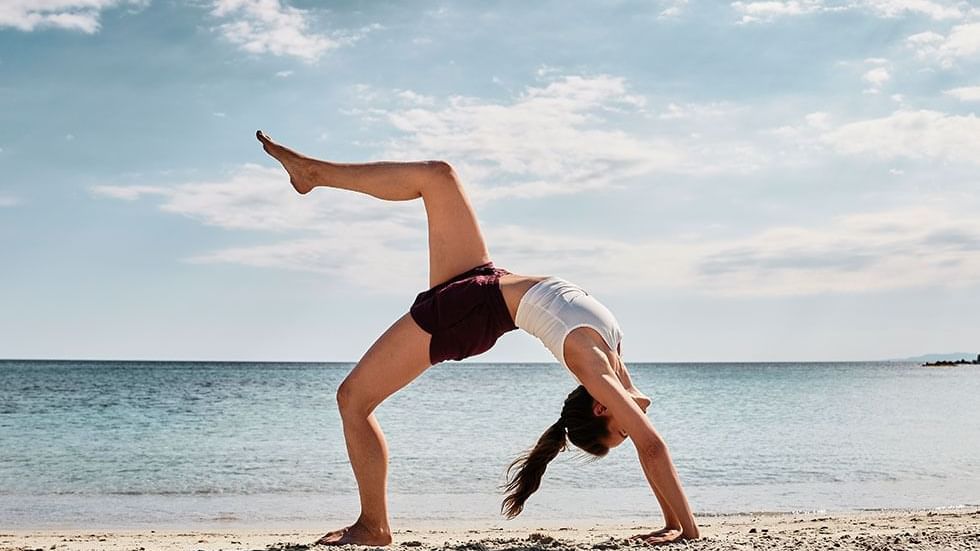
[2,509,978,551]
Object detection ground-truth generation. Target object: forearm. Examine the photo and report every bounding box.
[637,442,699,538]
[649,481,683,529]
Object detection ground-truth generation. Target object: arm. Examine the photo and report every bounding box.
[577,366,700,541]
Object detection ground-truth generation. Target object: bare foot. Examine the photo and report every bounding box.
[629,528,695,545]
[255,130,317,194]
[313,521,392,547]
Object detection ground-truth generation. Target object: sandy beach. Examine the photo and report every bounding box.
[3,509,978,551]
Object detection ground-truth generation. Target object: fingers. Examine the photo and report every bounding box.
[628,528,672,540]
[314,527,348,546]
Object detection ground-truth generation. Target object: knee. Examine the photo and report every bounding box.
[336,378,362,416]
[426,160,460,185]
[336,377,376,417]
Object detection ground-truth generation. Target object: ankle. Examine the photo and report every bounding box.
[354,516,391,536]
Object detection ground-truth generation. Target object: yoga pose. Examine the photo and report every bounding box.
[255,131,700,547]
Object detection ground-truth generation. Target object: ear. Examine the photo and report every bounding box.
[592,400,606,417]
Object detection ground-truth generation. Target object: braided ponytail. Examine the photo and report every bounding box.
[501,385,611,518]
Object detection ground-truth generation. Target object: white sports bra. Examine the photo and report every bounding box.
[514,277,624,383]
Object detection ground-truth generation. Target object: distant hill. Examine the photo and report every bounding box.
[889,352,978,362]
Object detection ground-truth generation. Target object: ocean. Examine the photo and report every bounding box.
[1,360,978,528]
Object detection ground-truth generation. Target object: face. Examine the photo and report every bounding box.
[594,395,650,449]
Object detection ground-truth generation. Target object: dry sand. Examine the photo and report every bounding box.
[2,509,978,551]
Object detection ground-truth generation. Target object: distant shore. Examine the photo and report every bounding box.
[922,354,980,367]
[3,509,978,551]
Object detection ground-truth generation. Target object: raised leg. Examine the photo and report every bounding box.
[317,313,433,546]
[257,131,490,287]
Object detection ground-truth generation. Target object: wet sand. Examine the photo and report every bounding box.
[2,509,979,551]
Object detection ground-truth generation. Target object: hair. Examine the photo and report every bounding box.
[500,385,610,518]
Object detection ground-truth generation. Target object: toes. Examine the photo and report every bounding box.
[256,130,275,146]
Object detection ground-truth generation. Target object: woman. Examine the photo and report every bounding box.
[255,131,700,546]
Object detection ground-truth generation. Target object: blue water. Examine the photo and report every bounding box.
[1,360,978,528]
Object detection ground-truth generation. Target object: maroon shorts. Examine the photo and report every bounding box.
[409,261,517,364]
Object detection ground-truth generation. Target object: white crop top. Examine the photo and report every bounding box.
[514,277,624,383]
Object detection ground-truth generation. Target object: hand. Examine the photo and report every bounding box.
[629,528,685,545]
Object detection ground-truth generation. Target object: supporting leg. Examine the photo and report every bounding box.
[316,313,432,547]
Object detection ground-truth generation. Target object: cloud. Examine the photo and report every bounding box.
[944,85,980,101]
[493,205,980,296]
[658,0,690,19]
[93,168,980,296]
[686,207,980,295]
[0,0,144,33]
[820,109,980,163]
[88,68,980,297]
[353,74,763,202]
[770,106,980,165]
[92,164,424,232]
[0,195,20,207]
[657,101,736,120]
[732,0,965,23]
[860,0,965,19]
[733,1,825,23]
[907,22,980,68]
[91,164,429,289]
[209,1,381,62]
[862,66,891,93]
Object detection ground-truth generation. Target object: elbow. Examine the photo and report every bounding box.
[636,437,668,458]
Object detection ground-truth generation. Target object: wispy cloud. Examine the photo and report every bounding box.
[87,67,980,298]
[733,0,965,23]
[944,85,980,101]
[353,74,763,202]
[92,164,424,232]
[209,0,381,62]
[658,0,690,19]
[92,168,980,296]
[0,0,144,33]
[686,206,980,295]
[733,1,826,24]
[91,164,429,289]
[0,195,20,207]
[860,0,965,20]
[490,205,980,297]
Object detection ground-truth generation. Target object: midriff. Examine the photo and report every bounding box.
[498,273,548,324]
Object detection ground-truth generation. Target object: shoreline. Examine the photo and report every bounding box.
[3,509,978,550]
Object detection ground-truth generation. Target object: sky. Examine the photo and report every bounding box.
[1,0,978,362]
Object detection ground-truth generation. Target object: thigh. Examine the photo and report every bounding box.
[339,312,433,414]
[422,174,491,288]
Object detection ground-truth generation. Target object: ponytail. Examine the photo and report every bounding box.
[501,417,567,518]
[500,385,611,518]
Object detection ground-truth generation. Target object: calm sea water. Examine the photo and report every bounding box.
[1,360,978,528]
